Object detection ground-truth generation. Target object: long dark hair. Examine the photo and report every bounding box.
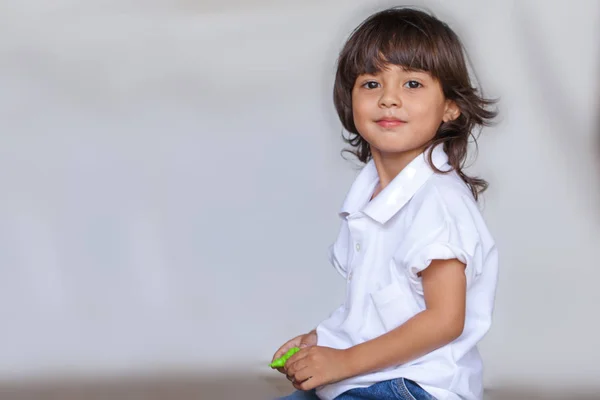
[333,7,497,200]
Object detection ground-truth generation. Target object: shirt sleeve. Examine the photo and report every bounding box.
[402,217,482,295]
[328,221,349,278]
[328,244,346,278]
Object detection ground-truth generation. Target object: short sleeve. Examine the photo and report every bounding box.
[328,244,346,278]
[328,221,350,278]
[402,218,482,295]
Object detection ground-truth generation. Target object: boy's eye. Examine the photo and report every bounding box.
[404,80,422,89]
[362,81,380,89]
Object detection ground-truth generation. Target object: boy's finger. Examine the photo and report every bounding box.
[273,348,289,362]
[272,345,290,361]
[285,348,308,368]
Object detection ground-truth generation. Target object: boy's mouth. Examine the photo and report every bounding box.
[375,117,406,128]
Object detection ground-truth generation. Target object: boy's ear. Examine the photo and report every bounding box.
[443,100,461,122]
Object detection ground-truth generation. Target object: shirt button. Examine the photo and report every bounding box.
[348,271,353,280]
[355,243,361,252]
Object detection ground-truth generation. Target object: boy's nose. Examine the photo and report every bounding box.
[379,91,402,108]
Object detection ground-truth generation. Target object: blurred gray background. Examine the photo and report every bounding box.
[1,0,599,397]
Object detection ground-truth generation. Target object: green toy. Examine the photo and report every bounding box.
[269,347,300,368]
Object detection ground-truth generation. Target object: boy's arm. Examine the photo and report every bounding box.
[284,258,466,390]
[345,258,466,376]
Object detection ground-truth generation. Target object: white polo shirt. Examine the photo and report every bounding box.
[315,145,498,400]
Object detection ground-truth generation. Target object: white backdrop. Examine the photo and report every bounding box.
[1,0,600,392]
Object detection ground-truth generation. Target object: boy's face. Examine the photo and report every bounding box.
[351,64,459,157]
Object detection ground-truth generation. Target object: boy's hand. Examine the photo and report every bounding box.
[272,330,318,374]
[284,346,351,391]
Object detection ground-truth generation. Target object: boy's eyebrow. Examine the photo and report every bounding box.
[358,72,378,77]
[358,67,430,77]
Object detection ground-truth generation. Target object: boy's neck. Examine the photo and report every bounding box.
[370,146,426,199]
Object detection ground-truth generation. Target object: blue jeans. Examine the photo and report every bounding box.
[276,378,435,399]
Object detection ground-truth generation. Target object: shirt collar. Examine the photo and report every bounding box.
[339,145,450,224]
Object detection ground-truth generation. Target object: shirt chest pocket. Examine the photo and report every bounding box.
[369,277,421,332]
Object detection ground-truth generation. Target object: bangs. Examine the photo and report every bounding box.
[343,13,446,80]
